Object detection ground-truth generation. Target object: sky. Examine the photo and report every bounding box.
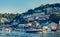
[0,0,60,14]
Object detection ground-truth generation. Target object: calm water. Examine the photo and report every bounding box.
[0,29,60,37]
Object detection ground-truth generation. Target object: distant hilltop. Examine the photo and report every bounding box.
[21,3,60,15]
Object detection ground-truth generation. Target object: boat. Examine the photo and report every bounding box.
[51,27,57,31]
[25,21,43,33]
[25,28,42,33]
[51,29,57,31]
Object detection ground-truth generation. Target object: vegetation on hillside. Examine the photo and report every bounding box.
[0,13,20,21]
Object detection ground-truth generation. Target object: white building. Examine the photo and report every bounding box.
[49,22,57,29]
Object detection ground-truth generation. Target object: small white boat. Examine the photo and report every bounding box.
[25,28,42,33]
[51,27,57,31]
[0,28,11,33]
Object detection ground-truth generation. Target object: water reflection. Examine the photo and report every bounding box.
[0,29,59,37]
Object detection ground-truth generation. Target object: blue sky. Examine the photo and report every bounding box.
[0,0,60,14]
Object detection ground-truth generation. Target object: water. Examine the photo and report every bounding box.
[0,29,60,37]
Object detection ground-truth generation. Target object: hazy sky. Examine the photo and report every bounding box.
[0,0,60,14]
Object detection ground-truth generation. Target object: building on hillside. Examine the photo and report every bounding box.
[49,22,57,30]
[1,18,8,23]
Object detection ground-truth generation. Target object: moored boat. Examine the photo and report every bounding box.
[25,28,42,33]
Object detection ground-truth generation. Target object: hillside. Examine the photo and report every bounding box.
[10,3,60,24]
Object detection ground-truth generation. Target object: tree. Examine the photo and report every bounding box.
[49,13,60,30]
[49,13,60,24]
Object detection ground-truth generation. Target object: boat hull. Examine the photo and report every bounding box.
[25,29,42,33]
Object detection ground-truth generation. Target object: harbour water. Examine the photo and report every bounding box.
[0,29,60,37]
